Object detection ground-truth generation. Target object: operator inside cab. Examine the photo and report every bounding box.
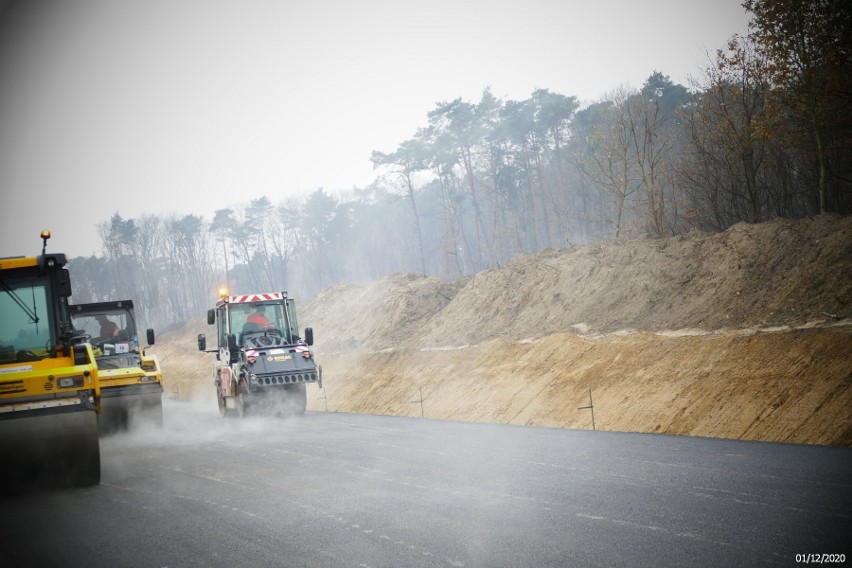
[247,305,273,330]
[96,315,120,338]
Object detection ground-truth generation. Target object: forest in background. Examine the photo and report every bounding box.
[66,0,852,332]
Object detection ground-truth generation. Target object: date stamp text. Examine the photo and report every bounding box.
[796,553,846,564]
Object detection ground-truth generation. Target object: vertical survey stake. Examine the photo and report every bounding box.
[317,387,328,412]
[578,388,595,431]
[409,387,424,418]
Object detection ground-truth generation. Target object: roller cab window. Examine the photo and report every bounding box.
[0,276,54,363]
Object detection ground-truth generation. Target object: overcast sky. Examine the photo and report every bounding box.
[0,0,749,258]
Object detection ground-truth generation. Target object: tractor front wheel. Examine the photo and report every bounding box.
[234,381,248,419]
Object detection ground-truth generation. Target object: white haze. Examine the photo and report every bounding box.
[0,0,749,258]
[101,395,307,453]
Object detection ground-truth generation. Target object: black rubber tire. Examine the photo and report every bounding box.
[218,392,228,418]
[234,382,248,419]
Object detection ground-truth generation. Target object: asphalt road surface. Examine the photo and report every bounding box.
[1,399,850,567]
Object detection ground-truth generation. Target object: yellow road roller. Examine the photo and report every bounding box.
[0,231,101,489]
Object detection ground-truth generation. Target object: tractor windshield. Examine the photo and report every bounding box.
[0,274,55,362]
[229,302,291,345]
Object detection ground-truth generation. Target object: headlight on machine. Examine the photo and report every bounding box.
[57,375,85,388]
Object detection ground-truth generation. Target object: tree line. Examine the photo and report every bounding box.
[68,0,851,332]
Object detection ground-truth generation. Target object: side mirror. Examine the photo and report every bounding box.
[57,268,72,297]
[304,327,313,346]
[227,333,239,363]
[197,334,206,351]
[146,328,155,345]
[207,309,215,325]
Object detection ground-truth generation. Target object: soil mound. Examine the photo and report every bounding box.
[307,273,460,353]
[306,215,850,349]
[152,215,852,446]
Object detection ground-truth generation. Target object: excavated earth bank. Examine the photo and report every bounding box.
[153,215,852,446]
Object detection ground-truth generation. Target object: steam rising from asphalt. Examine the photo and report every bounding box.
[100,393,305,451]
[97,391,314,496]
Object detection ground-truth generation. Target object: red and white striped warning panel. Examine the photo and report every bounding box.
[229,292,283,303]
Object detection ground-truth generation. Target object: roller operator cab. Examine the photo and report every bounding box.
[198,290,322,418]
[69,300,163,434]
[0,231,101,489]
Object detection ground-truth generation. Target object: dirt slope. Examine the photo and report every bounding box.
[151,215,852,446]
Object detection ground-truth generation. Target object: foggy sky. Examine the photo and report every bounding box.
[0,0,749,258]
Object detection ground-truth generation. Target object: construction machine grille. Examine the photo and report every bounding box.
[253,372,318,386]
